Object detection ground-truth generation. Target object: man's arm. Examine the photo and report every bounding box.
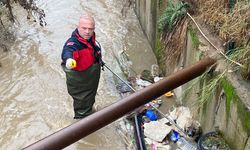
[61,40,77,63]
[61,40,78,69]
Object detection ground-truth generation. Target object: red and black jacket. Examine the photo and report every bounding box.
[61,29,101,71]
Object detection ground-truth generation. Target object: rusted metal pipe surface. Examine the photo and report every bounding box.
[24,57,216,150]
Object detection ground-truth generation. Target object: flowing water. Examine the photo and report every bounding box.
[0,0,157,149]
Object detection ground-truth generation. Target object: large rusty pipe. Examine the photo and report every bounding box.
[24,57,216,150]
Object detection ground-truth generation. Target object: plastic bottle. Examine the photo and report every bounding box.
[170,130,180,143]
[177,137,198,150]
[145,110,158,121]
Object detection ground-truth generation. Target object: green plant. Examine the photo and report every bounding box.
[158,0,189,32]
[155,32,164,63]
[221,78,250,133]
[155,41,166,74]
[188,26,200,49]
[227,46,250,67]
[181,65,218,106]
[159,0,163,6]
[221,78,235,120]
[197,71,226,108]
[184,70,226,109]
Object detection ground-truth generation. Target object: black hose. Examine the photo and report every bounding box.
[134,114,146,150]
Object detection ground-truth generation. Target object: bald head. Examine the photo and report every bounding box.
[77,15,95,39]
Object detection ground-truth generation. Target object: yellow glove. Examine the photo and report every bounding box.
[66,58,76,69]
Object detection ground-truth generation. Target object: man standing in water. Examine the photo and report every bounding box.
[61,15,102,119]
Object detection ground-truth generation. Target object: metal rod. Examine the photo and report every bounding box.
[24,57,216,150]
[134,115,145,149]
[103,63,135,91]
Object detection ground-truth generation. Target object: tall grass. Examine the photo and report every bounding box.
[198,0,250,68]
[180,65,224,108]
[194,71,226,108]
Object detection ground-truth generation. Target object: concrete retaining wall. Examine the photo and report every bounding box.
[134,0,157,50]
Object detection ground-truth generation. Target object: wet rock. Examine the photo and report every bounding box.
[151,64,160,77]
[127,76,137,87]
[0,44,8,52]
[140,69,154,83]
[0,0,7,4]
[116,82,132,93]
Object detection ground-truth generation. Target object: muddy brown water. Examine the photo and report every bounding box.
[0,0,161,149]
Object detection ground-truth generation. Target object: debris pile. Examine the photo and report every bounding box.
[115,69,202,149]
[116,67,230,150]
[142,106,201,150]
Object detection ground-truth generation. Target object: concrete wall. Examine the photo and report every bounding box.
[178,27,250,150]
[134,0,157,50]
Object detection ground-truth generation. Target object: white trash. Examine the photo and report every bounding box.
[136,78,152,87]
[177,137,198,150]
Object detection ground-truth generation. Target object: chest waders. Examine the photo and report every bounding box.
[63,64,101,119]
